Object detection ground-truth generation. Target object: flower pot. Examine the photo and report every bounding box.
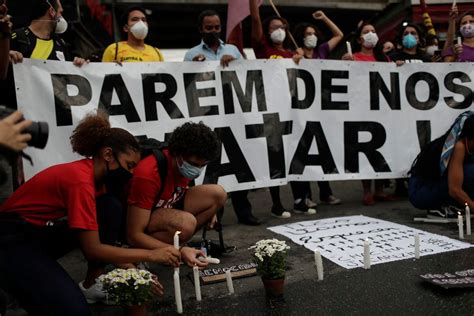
[126,304,146,316]
[261,277,285,298]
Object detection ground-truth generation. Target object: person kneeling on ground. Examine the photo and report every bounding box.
[0,112,180,315]
[409,111,474,218]
[127,122,227,266]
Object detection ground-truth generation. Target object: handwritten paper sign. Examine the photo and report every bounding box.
[420,269,474,289]
[191,263,258,284]
[268,215,472,269]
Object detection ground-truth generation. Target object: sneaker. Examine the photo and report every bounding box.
[427,205,460,219]
[293,200,317,215]
[78,281,106,304]
[305,198,318,208]
[320,195,341,205]
[271,205,292,218]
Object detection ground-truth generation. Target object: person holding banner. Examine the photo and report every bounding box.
[0,112,179,315]
[184,10,260,226]
[409,112,474,218]
[444,11,474,62]
[249,0,303,218]
[389,23,431,64]
[183,10,242,67]
[342,23,395,206]
[8,0,87,66]
[289,13,344,210]
[127,122,226,266]
[102,6,164,63]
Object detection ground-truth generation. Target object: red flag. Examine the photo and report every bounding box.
[226,0,262,49]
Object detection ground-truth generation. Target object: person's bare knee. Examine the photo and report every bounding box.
[179,214,197,242]
[213,185,227,208]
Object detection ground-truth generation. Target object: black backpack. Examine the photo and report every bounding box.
[139,138,169,199]
[409,134,447,181]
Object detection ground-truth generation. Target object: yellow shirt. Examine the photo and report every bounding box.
[102,41,164,62]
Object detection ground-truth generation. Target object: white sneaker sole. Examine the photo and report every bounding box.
[294,208,317,215]
[271,211,292,218]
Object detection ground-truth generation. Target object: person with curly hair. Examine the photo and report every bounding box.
[127,121,227,267]
[0,112,180,315]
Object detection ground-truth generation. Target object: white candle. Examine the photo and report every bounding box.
[465,203,471,236]
[346,41,353,56]
[173,231,181,249]
[363,239,371,269]
[174,231,181,272]
[173,270,183,314]
[225,269,235,294]
[193,266,202,301]
[314,250,324,281]
[452,0,456,9]
[457,36,462,45]
[458,212,464,239]
[197,256,220,264]
[414,234,420,259]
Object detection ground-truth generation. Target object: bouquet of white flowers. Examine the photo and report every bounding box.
[249,239,290,280]
[97,268,154,306]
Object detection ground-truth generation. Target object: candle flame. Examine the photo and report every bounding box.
[175,231,181,236]
[458,212,461,215]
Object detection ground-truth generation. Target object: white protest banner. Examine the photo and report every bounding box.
[13,59,474,192]
[268,215,472,269]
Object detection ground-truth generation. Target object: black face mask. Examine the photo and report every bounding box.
[104,155,133,195]
[203,31,220,46]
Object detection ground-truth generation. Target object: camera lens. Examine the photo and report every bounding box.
[24,122,49,149]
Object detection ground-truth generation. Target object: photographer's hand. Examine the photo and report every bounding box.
[0,110,32,151]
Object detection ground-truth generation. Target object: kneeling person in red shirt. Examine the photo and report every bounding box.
[127,122,227,266]
[0,112,180,315]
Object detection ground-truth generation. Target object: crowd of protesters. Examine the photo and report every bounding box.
[0,0,473,314]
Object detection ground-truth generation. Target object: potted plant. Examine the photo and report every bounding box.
[249,238,290,297]
[98,268,155,316]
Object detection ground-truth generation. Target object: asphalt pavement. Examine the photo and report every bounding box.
[6,180,474,315]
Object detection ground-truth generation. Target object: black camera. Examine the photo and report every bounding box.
[0,106,49,149]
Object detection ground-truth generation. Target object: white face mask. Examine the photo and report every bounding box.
[426,45,439,56]
[460,23,474,38]
[304,34,318,48]
[270,28,286,44]
[55,16,68,34]
[130,20,148,40]
[361,31,379,49]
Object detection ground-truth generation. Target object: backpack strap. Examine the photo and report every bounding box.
[153,149,168,200]
[114,42,119,62]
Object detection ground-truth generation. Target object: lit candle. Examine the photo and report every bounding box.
[314,250,324,281]
[465,203,471,236]
[173,270,183,314]
[346,41,353,56]
[452,0,456,9]
[363,239,371,269]
[458,212,464,239]
[193,266,202,301]
[174,231,181,273]
[173,231,181,249]
[414,233,420,259]
[225,269,235,294]
[197,256,220,264]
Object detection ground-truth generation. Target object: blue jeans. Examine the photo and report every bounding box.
[408,163,474,210]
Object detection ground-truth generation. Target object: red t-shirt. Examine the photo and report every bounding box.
[353,52,377,62]
[0,159,102,230]
[252,36,294,59]
[128,149,190,210]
